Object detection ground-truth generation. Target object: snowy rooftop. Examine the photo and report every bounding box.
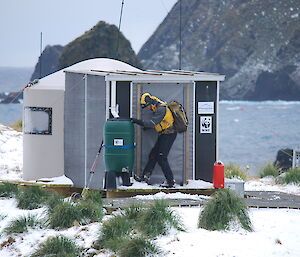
[26,58,225,91]
[28,58,141,90]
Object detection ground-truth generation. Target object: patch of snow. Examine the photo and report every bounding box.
[291,13,299,18]
[29,175,73,186]
[1,199,300,257]
[119,179,213,190]
[134,192,210,200]
[158,207,300,257]
[0,124,22,180]
[245,177,300,195]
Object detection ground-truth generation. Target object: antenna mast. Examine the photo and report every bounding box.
[116,0,125,59]
[179,0,182,70]
[39,32,43,79]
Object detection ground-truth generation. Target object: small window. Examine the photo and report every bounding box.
[24,107,52,135]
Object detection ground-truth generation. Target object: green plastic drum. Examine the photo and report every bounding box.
[104,118,135,173]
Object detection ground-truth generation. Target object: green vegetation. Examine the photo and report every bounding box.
[16,186,52,210]
[58,21,141,70]
[0,182,19,198]
[49,202,81,229]
[96,214,133,251]
[225,163,249,181]
[31,235,80,257]
[259,163,281,178]
[96,200,182,256]
[282,167,300,184]
[122,204,142,220]
[82,189,103,205]
[4,214,43,235]
[48,197,104,229]
[118,237,161,257]
[136,200,185,238]
[9,119,22,132]
[198,189,253,231]
[44,193,65,214]
[77,200,104,225]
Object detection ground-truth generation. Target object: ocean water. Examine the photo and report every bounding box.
[219,101,300,175]
[0,103,23,125]
[1,101,300,175]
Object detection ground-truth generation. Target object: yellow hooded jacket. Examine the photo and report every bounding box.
[141,93,174,134]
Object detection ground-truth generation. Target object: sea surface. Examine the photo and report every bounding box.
[218,101,300,175]
[0,103,23,125]
[1,101,300,175]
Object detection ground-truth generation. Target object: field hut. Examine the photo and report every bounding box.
[23,58,225,189]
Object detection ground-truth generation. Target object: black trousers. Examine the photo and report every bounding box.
[143,132,177,183]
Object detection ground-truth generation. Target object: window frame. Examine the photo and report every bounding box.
[24,106,53,135]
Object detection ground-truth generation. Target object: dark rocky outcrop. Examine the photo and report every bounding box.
[274,148,293,171]
[0,92,23,104]
[30,21,141,81]
[31,45,64,81]
[138,0,300,100]
[58,21,141,70]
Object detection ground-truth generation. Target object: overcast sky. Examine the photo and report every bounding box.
[0,0,177,68]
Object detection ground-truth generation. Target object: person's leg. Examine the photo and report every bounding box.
[135,138,159,182]
[157,133,177,186]
[143,139,160,176]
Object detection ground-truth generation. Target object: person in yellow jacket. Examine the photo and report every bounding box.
[131,93,177,188]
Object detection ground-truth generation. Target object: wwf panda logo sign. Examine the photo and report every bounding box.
[200,116,212,134]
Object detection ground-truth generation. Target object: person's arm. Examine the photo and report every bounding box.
[131,105,166,128]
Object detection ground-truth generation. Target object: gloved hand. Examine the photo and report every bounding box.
[130,118,144,126]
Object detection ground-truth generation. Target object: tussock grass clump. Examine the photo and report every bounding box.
[137,200,185,238]
[9,119,22,132]
[77,200,104,225]
[82,190,103,205]
[198,189,253,232]
[31,235,80,257]
[4,214,43,235]
[259,163,281,178]
[225,164,249,181]
[96,200,182,256]
[118,237,161,257]
[16,186,52,210]
[49,199,104,229]
[49,202,81,229]
[283,167,300,184]
[122,204,142,220]
[96,214,133,251]
[45,194,65,214]
[0,182,19,198]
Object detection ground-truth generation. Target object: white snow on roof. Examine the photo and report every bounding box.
[30,58,141,90]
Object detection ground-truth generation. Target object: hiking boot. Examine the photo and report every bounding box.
[143,173,151,185]
[134,173,151,184]
[160,180,175,188]
[134,174,144,182]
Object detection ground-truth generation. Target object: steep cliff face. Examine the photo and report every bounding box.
[31,45,63,81]
[138,0,300,100]
[58,21,141,70]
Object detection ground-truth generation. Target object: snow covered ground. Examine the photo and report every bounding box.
[1,123,300,256]
[0,198,299,257]
[0,124,22,181]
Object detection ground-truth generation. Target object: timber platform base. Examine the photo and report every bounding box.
[105,188,217,198]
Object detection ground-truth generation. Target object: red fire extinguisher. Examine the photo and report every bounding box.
[213,161,224,188]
